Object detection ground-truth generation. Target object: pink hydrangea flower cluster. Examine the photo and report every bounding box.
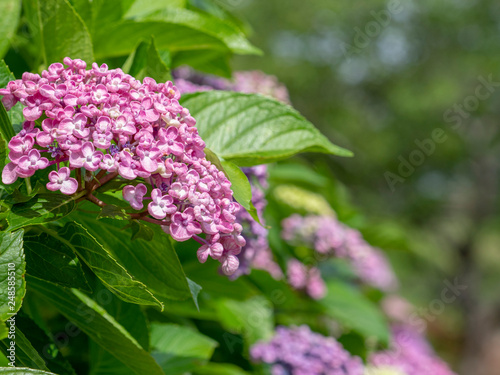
[369,325,457,375]
[286,259,326,300]
[282,215,398,291]
[0,58,245,275]
[250,325,364,375]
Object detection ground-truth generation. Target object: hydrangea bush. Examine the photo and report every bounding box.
[0,1,458,375]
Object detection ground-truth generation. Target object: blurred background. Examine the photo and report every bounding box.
[228,0,500,374]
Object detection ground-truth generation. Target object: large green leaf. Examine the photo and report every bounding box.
[320,281,390,345]
[0,230,25,321]
[0,323,6,341]
[93,7,260,59]
[0,1,22,58]
[123,37,171,83]
[141,8,260,54]
[28,277,165,375]
[183,260,258,301]
[204,150,257,219]
[7,194,76,231]
[70,0,93,29]
[0,313,77,375]
[38,0,94,64]
[151,323,218,375]
[214,296,274,345]
[66,207,194,302]
[0,60,15,89]
[90,293,149,375]
[193,363,250,375]
[24,230,91,292]
[124,0,186,18]
[40,223,162,308]
[89,0,135,31]
[171,49,231,78]
[219,160,260,223]
[0,328,51,371]
[0,103,14,153]
[181,91,353,166]
[0,369,57,375]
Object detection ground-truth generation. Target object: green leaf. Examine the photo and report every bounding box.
[187,0,252,36]
[24,230,91,292]
[90,294,149,375]
[203,150,261,223]
[7,193,76,231]
[65,208,194,301]
[203,148,225,174]
[320,281,390,345]
[219,160,261,224]
[183,260,258,301]
[70,0,93,29]
[180,91,353,166]
[129,220,154,241]
[124,37,171,83]
[89,0,135,31]
[187,278,202,311]
[0,1,22,58]
[41,223,162,308]
[141,8,260,54]
[7,103,24,134]
[1,313,77,375]
[97,205,129,221]
[268,163,329,188]
[39,0,94,64]
[0,102,15,145]
[214,296,274,345]
[124,0,187,18]
[220,161,251,209]
[0,369,57,375]
[193,363,250,375]
[0,230,25,321]
[0,322,6,341]
[28,277,165,375]
[151,323,218,375]
[172,49,231,78]
[0,60,16,89]
[93,7,260,59]
[0,328,51,371]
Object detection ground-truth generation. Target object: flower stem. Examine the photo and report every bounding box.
[192,234,207,245]
[86,193,106,208]
[129,210,150,219]
[92,171,118,191]
[139,216,169,226]
[75,168,82,191]
[25,177,32,195]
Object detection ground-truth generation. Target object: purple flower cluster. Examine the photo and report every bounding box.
[250,325,364,375]
[282,215,397,291]
[287,258,326,300]
[369,325,457,375]
[0,58,245,275]
[172,67,291,104]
